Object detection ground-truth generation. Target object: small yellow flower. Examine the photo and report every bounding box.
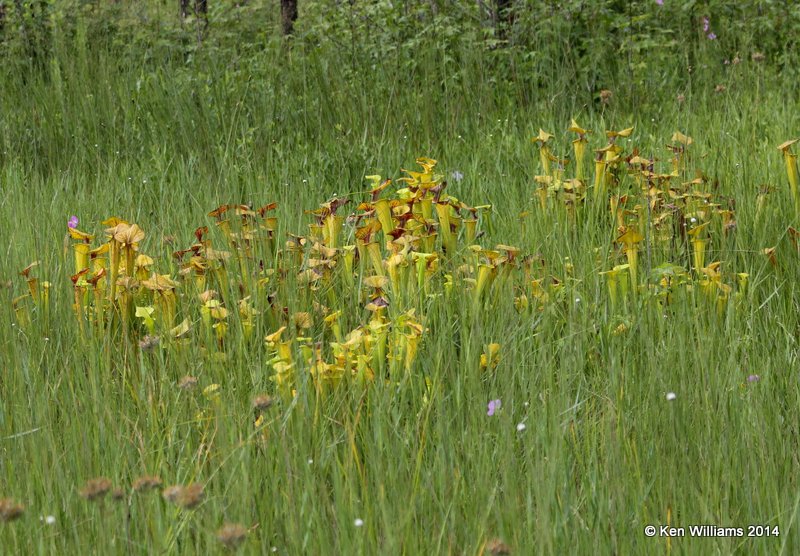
[203,383,221,401]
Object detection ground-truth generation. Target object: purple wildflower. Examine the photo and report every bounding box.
[656,0,663,5]
[747,374,760,383]
[701,17,716,40]
[487,399,501,416]
[68,216,79,229]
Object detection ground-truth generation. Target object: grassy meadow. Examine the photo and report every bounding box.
[2,2,800,554]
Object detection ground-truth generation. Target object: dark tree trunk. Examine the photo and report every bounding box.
[180,0,208,38]
[196,0,208,27]
[495,0,513,41]
[281,0,297,35]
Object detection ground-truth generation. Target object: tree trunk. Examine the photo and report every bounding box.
[281,0,297,35]
[196,0,208,27]
[180,0,208,38]
[495,0,512,41]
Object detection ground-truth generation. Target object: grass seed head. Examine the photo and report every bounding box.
[252,395,274,412]
[486,538,511,555]
[162,485,183,503]
[79,478,113,501]
[138,335,160,351]
[0,498,25,522]
[178,376,199,390]
[179,483,204,508]
[216,523,248,549]
[133,476,163,492]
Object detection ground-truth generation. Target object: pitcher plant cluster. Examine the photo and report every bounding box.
[11,131,800,394]
[529,122,799,318]
[13,158,526,397]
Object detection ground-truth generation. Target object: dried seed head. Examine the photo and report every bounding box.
[162,485,184,503]
[0,498,25,522]
[177,483,204,509]
[252,395,274,412]
[714,84,727,94]
[599,89,613,105]
[79,478,113,501]
[751,51,765,62]
[216,523,248,549]
[138,335,160,351]
[486,538,512,555]
[133,476,163,492]
[178,376,199,390]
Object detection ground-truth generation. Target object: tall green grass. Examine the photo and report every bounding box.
[2,6,800,554]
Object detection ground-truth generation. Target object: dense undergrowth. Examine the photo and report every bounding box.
[1,1,800,554]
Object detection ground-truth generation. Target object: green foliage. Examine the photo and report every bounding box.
[1,0,800,554]
[2,0,799,85]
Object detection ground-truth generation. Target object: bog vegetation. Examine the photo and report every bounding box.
[1,0,800,554]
